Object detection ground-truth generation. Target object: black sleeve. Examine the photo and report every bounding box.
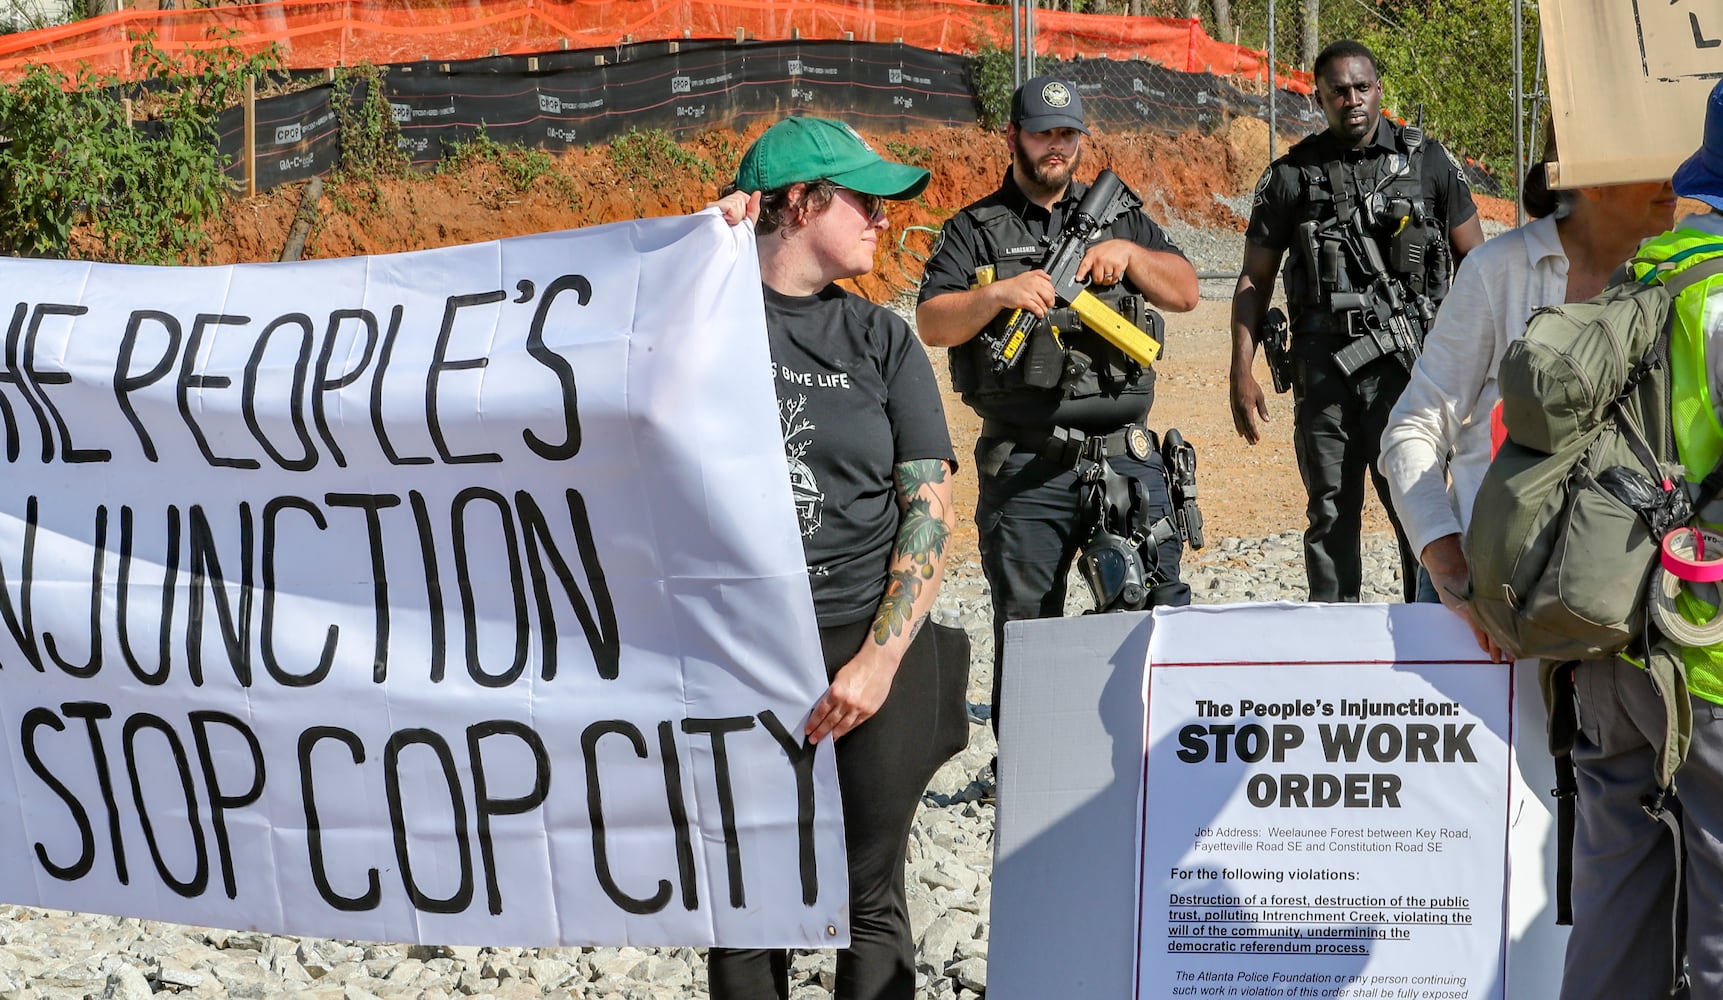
[1117,209,1188,258]
[879,313,957,469]
[1244,162,1301,252]
[1426,140,1479,230]
[916,210,985,304]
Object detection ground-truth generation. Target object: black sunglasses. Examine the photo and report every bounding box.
[837,187,886,221]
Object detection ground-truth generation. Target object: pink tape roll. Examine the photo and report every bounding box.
[1661,526,1723,583]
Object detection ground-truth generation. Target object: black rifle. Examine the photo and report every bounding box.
[1323,204,1439,377]
[1255,306,1292,393]
[984,169,1163,376]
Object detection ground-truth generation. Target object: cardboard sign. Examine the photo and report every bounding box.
[1543,0,1722,187]
[0,214,847,948]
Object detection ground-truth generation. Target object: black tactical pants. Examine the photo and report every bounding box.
[975,437,1190,733]
[1291,350,1417,603]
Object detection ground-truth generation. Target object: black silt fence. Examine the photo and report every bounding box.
[219,40,974,184]
[206,38,1495,197]
[384,40,977,162]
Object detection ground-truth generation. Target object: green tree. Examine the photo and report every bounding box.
[1210,0,1536,171]
[1331,0,1538,173]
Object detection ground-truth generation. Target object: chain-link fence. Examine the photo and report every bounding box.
[1034,52,1504,196]
[1009,0,1537,199]
[1047,56,1322,148]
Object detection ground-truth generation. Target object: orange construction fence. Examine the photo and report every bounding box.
[0,0,1312,93]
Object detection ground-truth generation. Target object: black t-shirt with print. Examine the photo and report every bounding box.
[764,283,956,628]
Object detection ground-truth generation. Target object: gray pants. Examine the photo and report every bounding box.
[1563,656,1723,999]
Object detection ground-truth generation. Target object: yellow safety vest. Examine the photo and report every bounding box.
[1636,229,1723,704]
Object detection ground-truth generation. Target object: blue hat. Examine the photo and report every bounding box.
[1674,78,1723,212]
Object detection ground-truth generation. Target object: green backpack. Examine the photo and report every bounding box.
[1465,258,1723,663]
[1465,254,1723,951]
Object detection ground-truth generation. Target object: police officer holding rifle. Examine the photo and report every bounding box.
[1229,40,1482,604]
[918,76,1200,733]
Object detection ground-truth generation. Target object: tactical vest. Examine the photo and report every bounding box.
[1638,230,1723,706]
[1280,123,1446,339]
[948,197,1158,411]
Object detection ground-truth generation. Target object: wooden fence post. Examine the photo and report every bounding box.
[280,176,324,262]
[243,75,257,198]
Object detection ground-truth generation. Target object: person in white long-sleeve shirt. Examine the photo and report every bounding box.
[1378,127,1675,658]
[1378,130,1676,1000]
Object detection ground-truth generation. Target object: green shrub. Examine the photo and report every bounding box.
[969,41,1014,132]
[331,63,409,184]
[442,124,559,192]
[1197,0,1538,176]
[0,29,279,263]
[885,140,933,166]
[607,127,716,190]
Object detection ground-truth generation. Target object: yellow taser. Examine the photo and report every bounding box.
[1067,288,1162,366]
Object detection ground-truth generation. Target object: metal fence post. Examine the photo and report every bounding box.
[1011,0,1022,89]
[1267,0,1277,164]
[1512,0,1524,227]
[1026,0,1035,80]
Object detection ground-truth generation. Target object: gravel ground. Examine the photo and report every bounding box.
[0,203,1442,1000]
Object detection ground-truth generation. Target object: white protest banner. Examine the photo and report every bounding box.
[0,213,849,948]
[1140,604,1511,1000]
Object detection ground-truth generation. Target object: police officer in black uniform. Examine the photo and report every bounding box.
[1229,40,1483,603]
[918,76,1199,729]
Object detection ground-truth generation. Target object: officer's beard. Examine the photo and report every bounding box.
[1012,136,1082,200]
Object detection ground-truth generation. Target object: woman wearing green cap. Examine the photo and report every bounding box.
[706,117,964,999]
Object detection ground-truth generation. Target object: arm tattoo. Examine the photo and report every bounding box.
[872,460,950,646]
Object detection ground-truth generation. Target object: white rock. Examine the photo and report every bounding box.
[99,965,153,1000]
[526,957,573,987]
[918,912,979,968]
[640,957,691,988]
[947,956,988,991]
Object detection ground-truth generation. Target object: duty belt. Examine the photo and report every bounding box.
[981,419,1157,470]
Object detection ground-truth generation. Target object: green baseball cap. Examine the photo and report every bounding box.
[735,117,930,199]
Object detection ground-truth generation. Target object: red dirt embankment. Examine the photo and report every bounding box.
[195,121,1518,555]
